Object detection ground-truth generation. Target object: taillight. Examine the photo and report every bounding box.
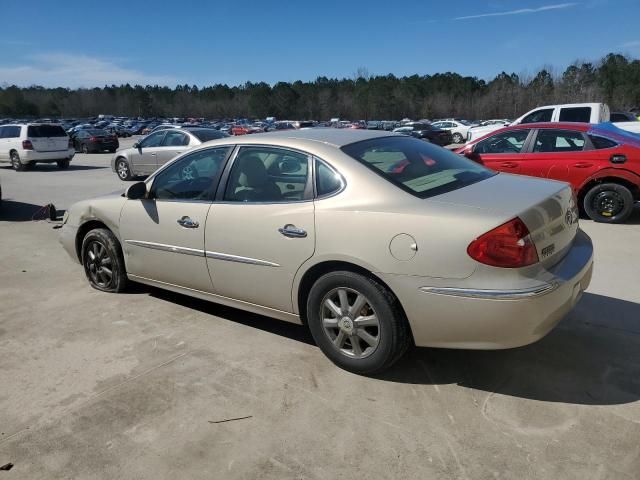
[89,136,97,141]
[22,140,33,150]
[467,217,539,268]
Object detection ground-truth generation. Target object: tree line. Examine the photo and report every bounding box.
[1,53,639,121]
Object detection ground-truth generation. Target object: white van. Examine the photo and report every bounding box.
[0,124,75,171]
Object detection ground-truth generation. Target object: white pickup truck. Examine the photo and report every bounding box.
[467,102,640,142]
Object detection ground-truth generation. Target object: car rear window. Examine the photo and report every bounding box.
[588,135,618,149]
[86,129,108,136]
[190,129,230,142]
[341,136,495,199]
[27,124,67,137]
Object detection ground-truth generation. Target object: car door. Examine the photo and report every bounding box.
[129,131,167,175]
[205,145,315,313]
[157,130,192,168]
[0,127,7,160]
[119,146,233,292]
[519,129,594,183]
[472,129,532,173]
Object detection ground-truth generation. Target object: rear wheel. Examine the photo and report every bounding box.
[10,152,26,171]
[306,271,410,374]
[81,228,128,293]
[452,132,464,144]
[115,158,132,180]
[57,159,70,169]
[584,182,634,224]
[82,144,89,154]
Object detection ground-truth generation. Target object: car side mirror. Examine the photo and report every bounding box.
[132,142,140,149]
[126,181,147,200]
[462,145,483,163]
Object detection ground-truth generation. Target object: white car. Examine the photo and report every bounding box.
[0,123,75,171]
[431,120,471,144]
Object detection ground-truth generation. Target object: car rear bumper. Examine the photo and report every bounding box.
[22,148,75,162]
[379,229,593,349]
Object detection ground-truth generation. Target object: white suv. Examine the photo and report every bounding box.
[0,123,75,171]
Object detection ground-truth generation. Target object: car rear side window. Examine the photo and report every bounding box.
[588,135,618,149]
[521,109,553,124]
[190,129,229,142]
[315,159,344,197]
[27,125,67,137]
[533,130,586,153]
[475,129,531,154]
[341,136,494,199]
[162,131,189,147]
[558,107,591,123]
[4,126,21,138]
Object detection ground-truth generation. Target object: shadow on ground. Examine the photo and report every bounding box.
[145,287,640,406]
[0,164,108,172]
[0,200,65,222]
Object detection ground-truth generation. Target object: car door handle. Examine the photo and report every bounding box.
[177,216,199,228]
[573,162,593,168]
[278,224,307,238]
[500,162,518,168]
[151,152,157,156]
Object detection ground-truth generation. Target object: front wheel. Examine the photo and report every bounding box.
[583,183,634,224]
[81,228,128,293]
[57,159,70,169]
[306,271,410,375]
[115,158,132,180]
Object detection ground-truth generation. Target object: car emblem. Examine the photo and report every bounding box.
[565,208,577,226]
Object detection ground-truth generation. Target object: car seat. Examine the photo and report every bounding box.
[231,154,282,201]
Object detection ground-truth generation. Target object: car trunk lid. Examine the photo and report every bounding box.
[431,173,579,269]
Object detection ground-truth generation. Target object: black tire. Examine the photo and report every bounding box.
[115,158,132,181]
[82,144,89,154]
[81,228,128,293]
[306,271,410,375]
[10,151,26,171]
[57,159,70,169]
[583,182,634,224]
[452,132,464,144]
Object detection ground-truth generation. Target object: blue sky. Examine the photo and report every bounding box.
[0,0,638,88]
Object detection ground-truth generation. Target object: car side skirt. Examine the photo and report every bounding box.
[127,274,302,324]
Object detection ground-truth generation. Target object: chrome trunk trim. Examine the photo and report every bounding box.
[420,283,558,300]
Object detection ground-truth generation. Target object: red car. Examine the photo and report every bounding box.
[457,122,640,223]
[231,124,264,135]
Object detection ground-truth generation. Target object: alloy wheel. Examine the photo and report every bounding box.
[117,160,130,180]
[85,240,113,288]
[320,287,380,359]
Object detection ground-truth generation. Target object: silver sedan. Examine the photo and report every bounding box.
[62,129,593,374]
[111,128,229,180]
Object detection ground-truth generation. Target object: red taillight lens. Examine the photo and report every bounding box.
[89,136,97,141]
[467,217,539,268]
[22,140,33,150]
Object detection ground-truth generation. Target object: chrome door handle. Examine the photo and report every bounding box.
[500,162,518,168]
[177,216,199,228]
[278,224,307,238]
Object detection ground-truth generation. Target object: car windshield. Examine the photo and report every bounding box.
[341,136,495,199]
[190,129,230,142]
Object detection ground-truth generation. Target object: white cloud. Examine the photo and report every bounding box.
[618,40,640,49]
[0,53,180,88]
[454,2,578,20]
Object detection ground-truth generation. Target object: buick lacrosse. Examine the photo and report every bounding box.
[60,129,593,374]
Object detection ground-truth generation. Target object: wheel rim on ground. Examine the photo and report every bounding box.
[82,145,88,154]
[592,190,624,218]
[11,154,20,169]
[117,161,129,179]
[85,240,113,288]
[320,287,380,359]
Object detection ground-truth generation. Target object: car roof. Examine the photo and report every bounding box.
[226,127,400,147]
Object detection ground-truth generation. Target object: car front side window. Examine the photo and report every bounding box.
[140,131,166,148]
[520,109,553,124]
[475,130,531,154]
[150,147,232,201]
